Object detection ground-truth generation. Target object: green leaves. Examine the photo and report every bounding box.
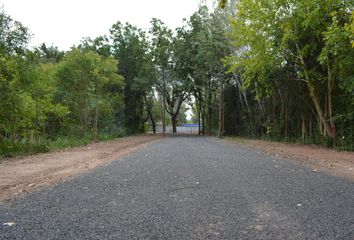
[225,0,354,142]
[348,12,354,47]
[149,18,173,68]
[0,9,30,55]
[219,0,228,9]
[55,48,124,137]
[110,21,155,133]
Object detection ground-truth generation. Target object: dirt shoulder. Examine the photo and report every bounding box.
[0,134,161,203]
[225,137,354,181]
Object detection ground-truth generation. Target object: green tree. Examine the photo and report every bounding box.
[110,22,155,134]
[0,9,29,55]
[0,55,22,140]
[55,49,124,140]
[149,18,174,134]
[17,53,69,142]
[180,6,231,136]
[34,43,64,63]
[79,36,112,57]
[226,0,354,146]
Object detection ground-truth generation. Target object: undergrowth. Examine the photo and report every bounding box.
[0,131,126,159]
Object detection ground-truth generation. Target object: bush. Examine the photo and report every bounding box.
[0,127,129,159]
[0,138,50,158]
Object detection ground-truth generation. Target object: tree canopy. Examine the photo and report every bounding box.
[1,1,354,157]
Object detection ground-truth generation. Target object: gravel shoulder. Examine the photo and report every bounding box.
[0,134,161,203]
[225,137,354,181]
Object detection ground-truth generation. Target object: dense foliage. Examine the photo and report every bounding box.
[223,0,354,150]
[0,10,126,157]
[1,0,353,157]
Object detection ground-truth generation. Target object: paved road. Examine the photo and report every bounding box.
[1,136,353,239]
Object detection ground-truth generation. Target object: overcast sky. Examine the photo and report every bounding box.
[0,0,204,50]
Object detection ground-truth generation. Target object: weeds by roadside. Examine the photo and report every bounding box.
[0,131,126,159]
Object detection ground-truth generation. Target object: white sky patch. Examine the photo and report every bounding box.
[0,0,200,50]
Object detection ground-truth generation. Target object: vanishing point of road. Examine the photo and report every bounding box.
[1,136,353,239]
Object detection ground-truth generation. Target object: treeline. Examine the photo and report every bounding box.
[222,0,354,150]
[1,0,354,157]
[0,7,196,157]
[0,10,150,157]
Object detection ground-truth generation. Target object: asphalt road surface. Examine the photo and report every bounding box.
[1,136,353,239]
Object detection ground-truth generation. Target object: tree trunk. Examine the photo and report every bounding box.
[218,83,225,138]
[297,44,336,139]
[35,101,39,144]
[79,108,87,138]
[204,89,211,135]
[301,115,306,142]
[162,67,166,136]
[93,104,99,143]
[171,115,177,133]
[309,115,312,139]
[308,84,335,139]
[273,80,284,135]
[285,91,288,138]
[234,73,253,131]
[200,101,205,135]
[208,92,212,136]
[254,82,266,120]
[149,111,156,134]
[196,99,201,135]
[327,64,336,137]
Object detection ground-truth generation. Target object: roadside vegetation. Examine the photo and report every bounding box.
[1,0,354,158]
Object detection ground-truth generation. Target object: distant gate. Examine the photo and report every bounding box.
[154,124,201,133]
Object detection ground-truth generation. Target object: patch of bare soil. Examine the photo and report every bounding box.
[0,134,161,203]
[226,138,354,181]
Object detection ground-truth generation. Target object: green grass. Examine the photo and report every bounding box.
[0,131,126,159]
[224,136,247,144]
[48,132,125,151]
[47,136,91,151]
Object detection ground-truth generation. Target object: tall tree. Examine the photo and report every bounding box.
[149,18,174,135]
[110,22,154,134]
[183,6,231,136]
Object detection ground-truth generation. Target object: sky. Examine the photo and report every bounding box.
[0,0,202,50]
